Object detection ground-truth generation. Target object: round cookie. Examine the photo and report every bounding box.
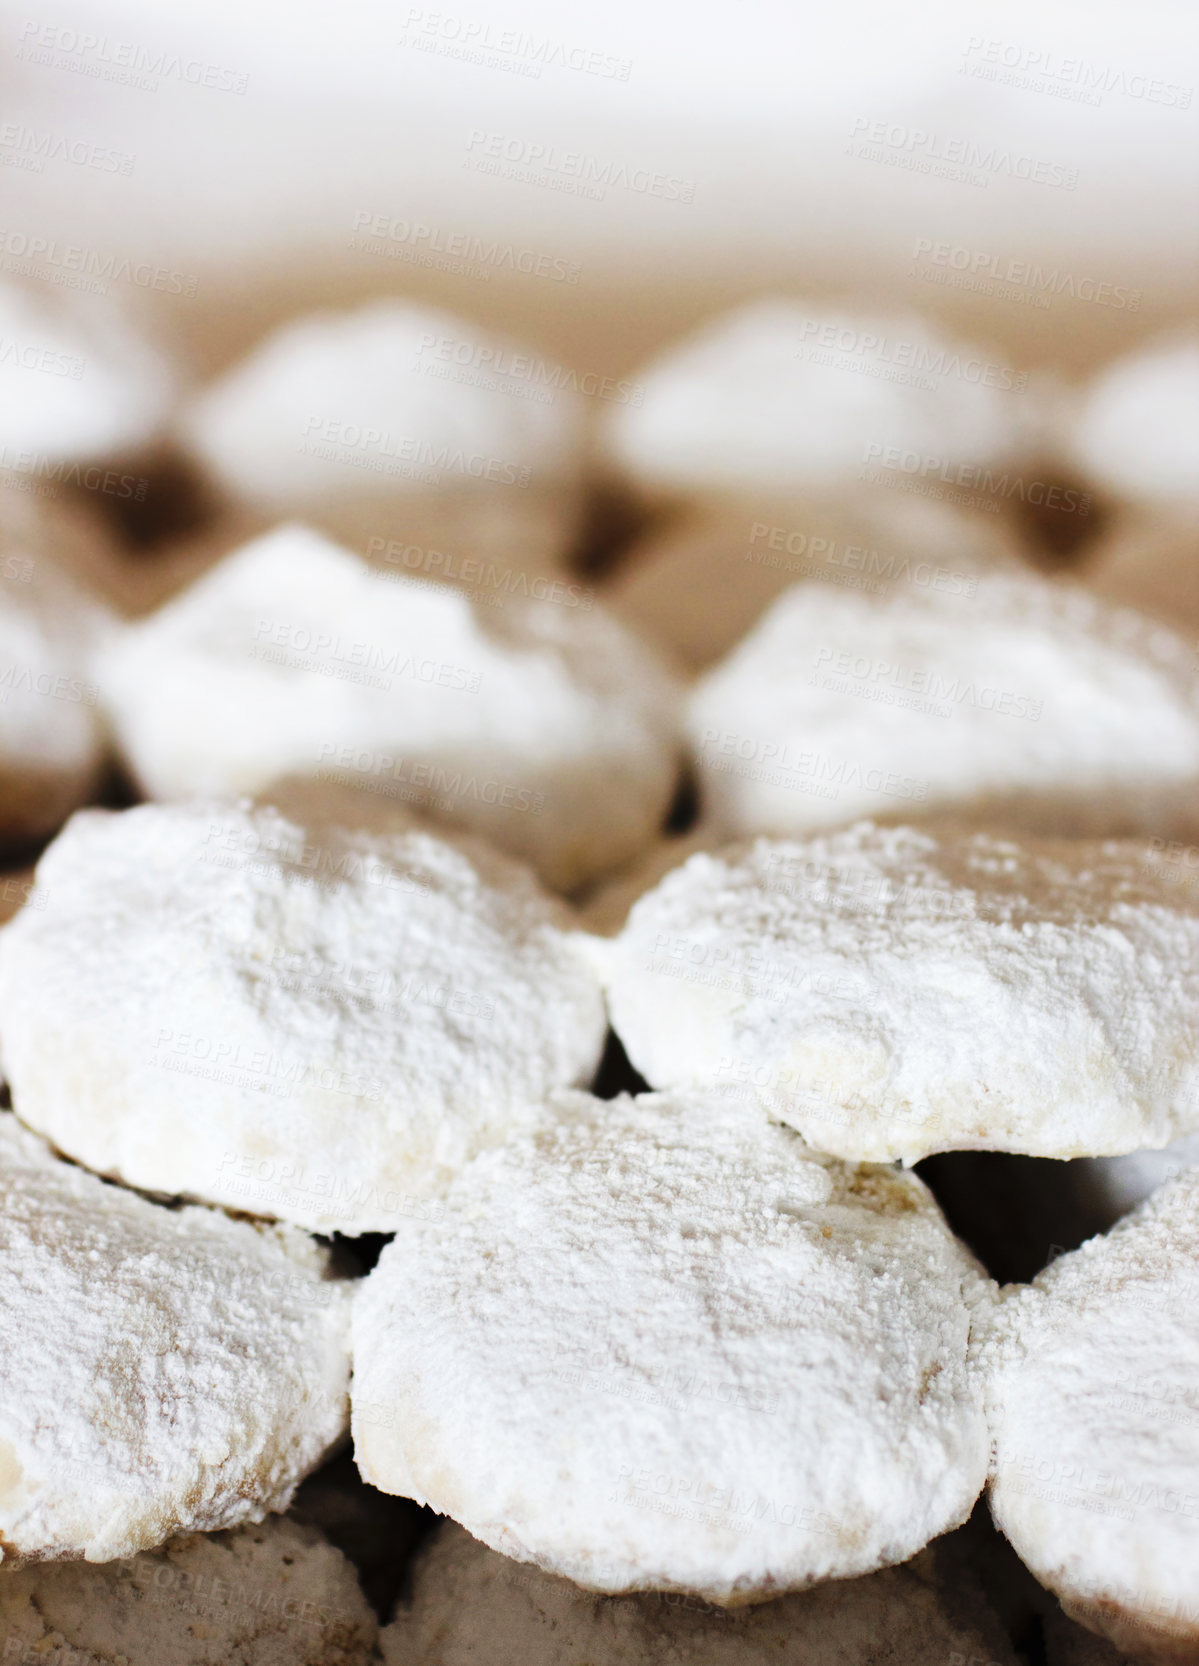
[352,1089,992,1601]
[1070,336,1199,514]
[380,1522,1019,1666]
[97,524,681,891]
[0,796,606,1233]
[0,1517,377,1664]
[178,301,583,563]
[602,823,1199,1163]
[985,1167,1199,1663]
[688,567,1199,842]
[0,1112,350,1561]
[0,283,174,465]
[0,543,111,849]
[601,299,1027,504]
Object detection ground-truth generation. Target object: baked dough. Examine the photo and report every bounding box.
[0,1112,350,1561]
[0,796,606,1232]
[1085,511,1199,637]
[380,1521,1019,1665]
[603,492,1020,671]
[0,541,111,848]
[352,1089,992,1600]
[97,524,681,891]
[0,1516,377,1664]
[602,823,1199,1162]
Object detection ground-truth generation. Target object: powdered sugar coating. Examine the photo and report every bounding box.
[986,1168,1199,1662]
[0,550,111,847]
[0,797,606,1232]
[98,525,681,891]
[689,569,1199,841]
[602,300,1025,500]
[0,284,174,463]
[603,823,1199,1163]
[0,1517,377,1664]
[353,1089,991,1600]
[0,1114,350,1562]
[179,301,582,513]
[1071,336,1199,511]
[380,1522,1019,1665]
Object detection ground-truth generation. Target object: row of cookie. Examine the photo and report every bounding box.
[5,282,1191,551]
[0,1510,1105,1666]
[1,1059,1190,1660]
[3,796,1199,1225]
[7,513,1199,885]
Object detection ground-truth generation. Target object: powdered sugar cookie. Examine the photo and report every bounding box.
[0,1112,349,1562]
[178,301,583,563]
[380,1522,1018,1665]
[0,797,606,1232]
[1070,336,1199,514]
[0,542,111,849]
[0,1516,377,1664]
[603,823,1199,1163]
[689,569,1199,841]
[986,1168,1199,1662]
[98,524,680,891]
[601,300,1028,505]
[0,284,174,467]
[353,1089,992,1600]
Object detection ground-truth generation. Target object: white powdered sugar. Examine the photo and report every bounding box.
[601,299,1027,500]
[985,1167,1199,1662]
[0,283,174,464]
[0,1517,378,1665]
[1070,336,1199,511]
[380,1522,1019,1665]
[352,1089,992,1601]
[97,524,681,891]
[0,544,111,847]
[689,568,1199,841]
[602,823,1199,1163]
[178,300,582,515]
[0,796,606,1233]
[0,1112,350,1562]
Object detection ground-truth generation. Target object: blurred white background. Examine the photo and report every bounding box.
[1,0,1196,379]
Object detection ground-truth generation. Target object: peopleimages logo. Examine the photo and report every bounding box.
[961,35,1192,109]
[399,9,632,81]
[861,444,1091,514]
[349,211,580,284]
[0,228,198,296]
[910,238,1141,312]
[847,117,1078,189]
[793,314,1026,390]
[415,330,643,405]
[465,129,695,203]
